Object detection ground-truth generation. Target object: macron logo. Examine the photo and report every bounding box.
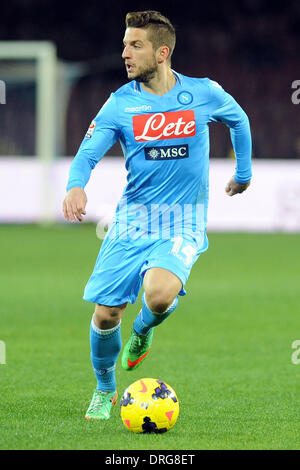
[124,105,152,112]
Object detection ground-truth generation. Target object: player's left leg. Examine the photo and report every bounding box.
[135,267,181,332]
[121,268,181,371]
[122,232,208,372]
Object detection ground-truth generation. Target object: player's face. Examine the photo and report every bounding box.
[122,27,158,82]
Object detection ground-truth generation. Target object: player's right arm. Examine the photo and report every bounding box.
[63,93,120,223]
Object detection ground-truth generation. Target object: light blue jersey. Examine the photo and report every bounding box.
[66,72,252,305]
[67,72,252,239]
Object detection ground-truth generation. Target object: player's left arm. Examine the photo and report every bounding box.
[208,79,252,197]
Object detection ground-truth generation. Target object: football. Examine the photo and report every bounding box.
[120,378,179,433]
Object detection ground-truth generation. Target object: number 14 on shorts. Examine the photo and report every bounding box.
[170,236,197,267]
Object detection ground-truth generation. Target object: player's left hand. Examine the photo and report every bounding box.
[225,176,250,197]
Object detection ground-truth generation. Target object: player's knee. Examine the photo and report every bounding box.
[145,291,173,314]
[94,303,126,329]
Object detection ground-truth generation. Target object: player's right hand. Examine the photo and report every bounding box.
[63,187,87,223]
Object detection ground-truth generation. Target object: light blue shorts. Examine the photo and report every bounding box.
[83,225,208,306]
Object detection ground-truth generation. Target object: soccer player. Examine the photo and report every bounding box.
[63,10,252,420]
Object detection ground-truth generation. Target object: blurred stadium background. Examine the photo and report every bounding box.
[1,0,300,451]
[0,0,299,228]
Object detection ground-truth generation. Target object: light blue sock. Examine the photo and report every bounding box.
[90,315,122,392]
[133,292,178,336]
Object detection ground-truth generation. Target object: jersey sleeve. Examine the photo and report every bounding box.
[208,80,252,184]
[66,93,120,191]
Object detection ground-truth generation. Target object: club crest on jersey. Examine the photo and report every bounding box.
[133,110,196,142]
[85,120,96,139]
[177,91,193,105]
[145,144,189,160]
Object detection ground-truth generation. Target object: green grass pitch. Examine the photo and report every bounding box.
[0,224,299,450]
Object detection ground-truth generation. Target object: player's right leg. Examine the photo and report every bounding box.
[83,226,148,420]
[85,303,126,420]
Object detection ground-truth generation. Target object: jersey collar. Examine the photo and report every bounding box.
[134,70,182,93]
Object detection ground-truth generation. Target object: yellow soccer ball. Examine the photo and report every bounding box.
[120,378,179,433]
